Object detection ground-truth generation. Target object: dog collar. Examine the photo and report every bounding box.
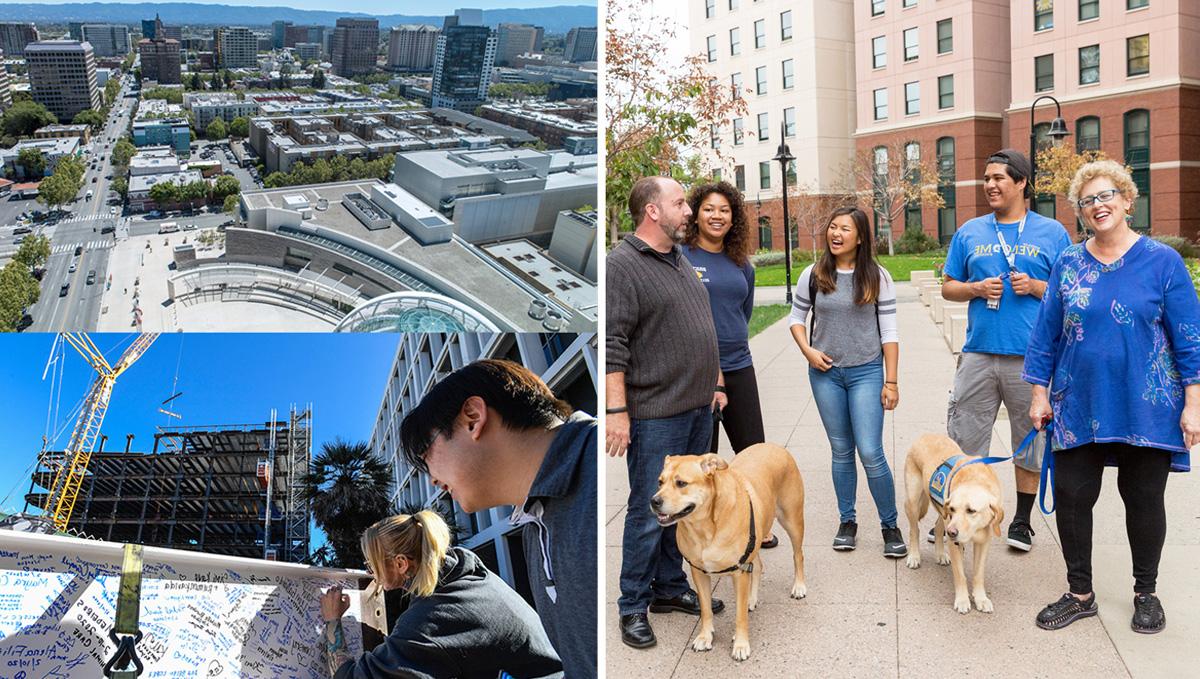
[929,454,968,509]
[683,497,757,575]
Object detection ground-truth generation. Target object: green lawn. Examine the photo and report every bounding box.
[755,253,946,285]
[748,304,791,338]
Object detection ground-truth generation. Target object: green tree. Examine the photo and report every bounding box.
[189,73,204,90]
[211,174,240,199]
[1,100,58,139]
[143,87,184,104]
[210,72,223,91]
[228,116,249,139]
[297,439,393,568]
[0,262,41,332]
[206,117,227,141]
[310,69,326,89]
[149,180,179,207]
[104,78,121,107]
[13,234,50,270]
[111,176,128,198]
[223,193,239,214]
[223,70,234,88]
[180,180,208,203]
[16,148,46,179]
[72,109,105,133]
[112,139,137,168]
[36,159,84,210]
[263,171,287,188]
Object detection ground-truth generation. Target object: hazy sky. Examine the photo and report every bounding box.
[13,0,591,12]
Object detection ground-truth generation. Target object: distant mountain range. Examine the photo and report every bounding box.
[2,3,598,34]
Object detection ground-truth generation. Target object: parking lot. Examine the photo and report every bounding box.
[188,140,262,193]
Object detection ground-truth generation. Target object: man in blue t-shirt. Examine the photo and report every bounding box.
[941,149,1071,552]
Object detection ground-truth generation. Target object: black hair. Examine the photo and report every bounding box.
[985,149,1034,199]
[399,359,572,473]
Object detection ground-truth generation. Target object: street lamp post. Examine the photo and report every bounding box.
[774,122,796,305]
[1028,95,1071,203]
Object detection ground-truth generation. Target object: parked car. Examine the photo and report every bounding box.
[100,224,115,234]
[183,223,197,231]
[13,226,32,235]
[59,283,69,297]
[86,270,97,285]
[16,314,33,332]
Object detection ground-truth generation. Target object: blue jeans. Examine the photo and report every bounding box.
[808,358,899,528]
[617,405,713,615]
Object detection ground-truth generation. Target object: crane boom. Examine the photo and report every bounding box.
[42,333,159,532]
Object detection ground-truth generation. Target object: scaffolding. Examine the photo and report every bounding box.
[25,407,313,562]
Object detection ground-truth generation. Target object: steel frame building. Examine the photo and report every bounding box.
[25,407,313,562]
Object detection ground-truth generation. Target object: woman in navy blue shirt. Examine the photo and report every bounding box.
[682,181,775,548]
[1024,160,1200,634]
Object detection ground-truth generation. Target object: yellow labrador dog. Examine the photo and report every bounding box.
[903,434,1004,614]
[652,443,806,661]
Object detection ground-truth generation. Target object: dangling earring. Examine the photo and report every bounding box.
[1125,214,1133,224]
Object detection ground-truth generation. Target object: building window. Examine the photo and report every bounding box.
[904,81,920,115]
[731,71,743,98]
[733,117,744,145]
[759,161,771,189]
[786,159,797,185]
[712,168,722,181]
[729,0,739,9]
[757,112,769,141]
[706,0,716,19]
[756,65,767,94]
[1076,116,1100,152]
[711,126,719,149]
[1128,0,1148,8]
[1127,34,1149,76]
[872,36,886,69]
[780,10,792,41]
[938,74,954,109]
[706,35,717,62]
[903,0,917,7]
[937,136,955,180]
[903,27,918,61]
[784,107,796,137]
[729,27,741,55]
[1035,0,1054,31]
[758,216,771,250]
[937,136,956,244]
[1125,108,1150,232]
[1034,195,1056,219]
[782,59,794,89]
[874,88,888,120]
[904,141,920,174]
[937,19,952,54]
[1079,0,1099,20]
[906,202,922,231]
[1035,54,1054,91]
[872,0,886,16]
[735,164,745,191]
[1033,122,1052,153]
[754,19,766,48]
[1078,44,1100,85]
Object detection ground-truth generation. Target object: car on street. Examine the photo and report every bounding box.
[183,223,197,231]
[92,177,98,183]
[68,261,77,273]
[59,283,69,297]
[101,225,115,234]
[86,270,97,285]
[13,236,24,245]
[110,207,117,214]
[16,314,33,332]
[14,226,31,235]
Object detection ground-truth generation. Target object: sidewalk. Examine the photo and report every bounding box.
[605,281,1199,678]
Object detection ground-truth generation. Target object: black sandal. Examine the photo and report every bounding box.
[760,535,779,549]
[1036,592,1097,630]
[1132,593,1165,634]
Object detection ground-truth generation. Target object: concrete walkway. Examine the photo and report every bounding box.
[605,282,1200,678]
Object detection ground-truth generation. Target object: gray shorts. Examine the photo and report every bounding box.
[947,352,1045,472]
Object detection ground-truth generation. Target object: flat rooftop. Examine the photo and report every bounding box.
[482,239,597,321]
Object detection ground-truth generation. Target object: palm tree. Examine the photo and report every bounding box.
[299,438,394,568]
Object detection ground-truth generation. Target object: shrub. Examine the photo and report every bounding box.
[894,228,943,254]
[751,251,784,267]
[1151,235,1198,259]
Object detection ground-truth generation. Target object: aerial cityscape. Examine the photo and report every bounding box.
[0,2,599,333]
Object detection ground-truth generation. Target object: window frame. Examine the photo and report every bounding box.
[759,161,771,190]
[1076,115,1100,152]
[706,35,717,62]
[872,36,887,69]
[729,27,741,56]
[755,65,767,94]
[936,19,952,54]
[733,117,744,146]
[1078,44,1100,85]
[781,58,794,89]
[1035,54,1054,92]
[706,0,717,19]
[1124,109,1151,232]
[1127,34,1149,76]
[757,112,769,141]
[735,164,746,191]
[780,10,793,41]
[904,81,920,115]
[754,19,766,49]
[872,0,886,17]
[783,107,796,137]
[731,71,743,99]
[903,27,919,61]
[873,88,888,121]
[1127,0,1149,8]
[938,74,954,109]
[1035,0,1055,31]
[1079,0,1099,21]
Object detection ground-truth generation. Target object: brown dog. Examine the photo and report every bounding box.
[652,443,806,661]
[903,434,1005,614]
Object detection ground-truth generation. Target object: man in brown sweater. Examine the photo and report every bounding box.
[607,176,725,649]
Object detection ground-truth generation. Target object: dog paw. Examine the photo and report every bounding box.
[691,632,713,652]
[936,551,950,566]
[905,554,921,569]
[975,596,994,613]
[953,597,971,614]
[748,596,758,611]
[730,639,751,661]
[790,583,807,599]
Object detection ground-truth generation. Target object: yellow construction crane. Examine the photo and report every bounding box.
[41,333,159,532]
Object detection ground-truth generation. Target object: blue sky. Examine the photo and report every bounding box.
[0,333,399,524]
[14,0,589,12]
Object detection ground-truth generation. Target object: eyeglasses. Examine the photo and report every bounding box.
[1076,188,1120,210]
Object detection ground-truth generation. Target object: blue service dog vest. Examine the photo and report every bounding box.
[929,454,969,508]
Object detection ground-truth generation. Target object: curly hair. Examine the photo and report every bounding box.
[1067,159,1139,215]
[685,181,752,267]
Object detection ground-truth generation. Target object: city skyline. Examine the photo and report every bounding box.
[9,0,591,12]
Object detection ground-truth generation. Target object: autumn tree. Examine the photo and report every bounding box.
[605,0,746,243]
[840,139,945,255]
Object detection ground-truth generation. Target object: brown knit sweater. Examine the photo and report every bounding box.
[606,234,720,420]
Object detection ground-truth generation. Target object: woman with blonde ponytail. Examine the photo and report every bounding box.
[320,510,563,679]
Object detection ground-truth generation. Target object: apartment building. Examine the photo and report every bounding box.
[1006,0,1199,238]
[496,23,545,66]
[331,18,379,77]
[0,51,11,111]
[80,24,131,58]
[25,40,101,122]
[0,23,39,57]
[215,27,257,69]
[388,25,440,71]
[139,37,182,85]
[431,17,497,112]
[564,26,597,63]
[691,0,856,250]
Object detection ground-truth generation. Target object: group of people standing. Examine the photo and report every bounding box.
[607,146,1200,648]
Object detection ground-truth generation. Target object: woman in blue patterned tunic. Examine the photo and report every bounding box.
[1023,160,1200,634]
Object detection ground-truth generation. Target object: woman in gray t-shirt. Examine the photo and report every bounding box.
[787,207,906,557]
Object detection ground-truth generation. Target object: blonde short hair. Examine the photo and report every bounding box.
[361,510,451,599]
[1067,159,1139,214]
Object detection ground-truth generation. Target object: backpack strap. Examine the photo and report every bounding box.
[808,270,818,343]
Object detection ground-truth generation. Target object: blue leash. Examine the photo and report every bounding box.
[956,423,1056,514]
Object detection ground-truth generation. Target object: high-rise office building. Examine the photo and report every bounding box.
[139,37,182,85]
[691,0,856,251]
[214,27,257,69]
[0,23,40,56]
[0,50,12,112]
[26,40,101,122]
[81,24,131,58]
[272,21,291,49]
[454,8,485,26]
[161,25,182,41]
[142,18,157,41]
[431,16,496,112]
[331,18,379,77]
[387,25,439,71]
[564,26,597,63]
[294,42,322,63]
[69,23,84,41]
[495,23,544,66]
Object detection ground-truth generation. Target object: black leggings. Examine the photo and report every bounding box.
[1054,442,1171,595]
[710,365,766,454]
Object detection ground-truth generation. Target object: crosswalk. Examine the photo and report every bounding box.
[52,240,114,254]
